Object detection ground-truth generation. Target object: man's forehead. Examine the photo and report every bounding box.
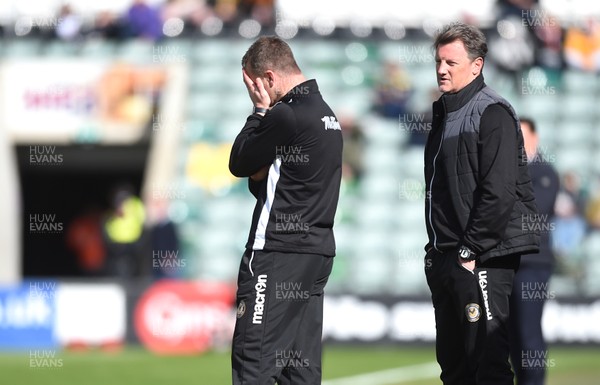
[435,40,468,59]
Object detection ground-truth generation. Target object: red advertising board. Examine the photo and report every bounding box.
[134,280,235,355]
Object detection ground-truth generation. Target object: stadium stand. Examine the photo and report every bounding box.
[4,1,600,298]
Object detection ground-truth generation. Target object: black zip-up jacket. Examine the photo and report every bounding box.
[229,79,343,256]
[424,74,540,263]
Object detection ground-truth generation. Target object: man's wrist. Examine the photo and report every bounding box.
[253,106,268,115]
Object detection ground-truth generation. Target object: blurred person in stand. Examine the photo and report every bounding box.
[530,13,564,72]
[238,0,275,27]
[339,113,365,188]
[66,206,107,275]
[560,171,587,214]
[160,0,214,33]
[564,17,600,72]
[229,36,342,385]
[126,0,163,40]
[488,16,535,79]
[89,10,128,40]
[552,172,587,275]
[146,196,181,279]
[213,0,239,28]
[585,185,600,230]
[104,185,146,278]
[424,22,539,385]
[509,117,559,385]
[55,4,82,41]
[373,60,413,119]
[496,0,539,19]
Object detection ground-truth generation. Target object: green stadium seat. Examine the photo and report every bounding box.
[294,41,347,66]
[359,171,399,201]
[116,40,153,62]
[3,39,41,57]
[399,147,424,179]
[193,39,242,66]
[43,41,80,56]
[80,39,116,57]
[189,64,230,90]
[520,95,561,121]
[560,94,597,121]
[187,91,223,120]
[554,146,593,175]
[395,202,426,231]
[562,70,599,94]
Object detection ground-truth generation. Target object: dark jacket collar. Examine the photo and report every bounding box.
[440,74,485,113]
[279,79,319,103]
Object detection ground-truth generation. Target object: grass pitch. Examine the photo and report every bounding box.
[1,345,599,385]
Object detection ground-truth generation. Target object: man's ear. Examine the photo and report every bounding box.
[472,57,483,76]
[264,70,276,88]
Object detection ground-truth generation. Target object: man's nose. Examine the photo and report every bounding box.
[437,63,447,75]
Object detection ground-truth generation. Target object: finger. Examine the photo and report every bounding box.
[242,69,255,89]
[255,77,267,94]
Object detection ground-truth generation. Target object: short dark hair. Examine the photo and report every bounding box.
[519,116,536,133]
[433,22,488,61]
[242,36,301,76]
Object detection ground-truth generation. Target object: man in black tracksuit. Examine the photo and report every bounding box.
[423,23,540,385]
[229,36,343,385]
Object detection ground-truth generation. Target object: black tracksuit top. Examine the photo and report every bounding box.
[424,75,540,262]
[229,79,343,256]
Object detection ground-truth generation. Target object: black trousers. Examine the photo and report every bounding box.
[231,249,333,385]
[425,249,520,385]
[509,263,553,385]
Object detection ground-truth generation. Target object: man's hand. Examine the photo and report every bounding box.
[243,69,271,110]
[250,165,269,181]
[458,257,476,272]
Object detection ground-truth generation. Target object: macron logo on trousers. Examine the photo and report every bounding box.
[252,274,267,324]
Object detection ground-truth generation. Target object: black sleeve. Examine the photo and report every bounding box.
[462,103,518,254]
[248,177,263,198]
[229,103,297,177]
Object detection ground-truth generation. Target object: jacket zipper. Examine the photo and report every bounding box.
[428,115,445,252]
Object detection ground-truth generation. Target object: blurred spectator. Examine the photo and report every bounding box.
[496,0,538,19]
[213,0,238,25]
[373,61,413,119]
[239,0,275,27]
[160,0,213,30]
[584,176,600,230]
[104,185,146,278]
[127,0,163,40]
[339,114,365,186]
[146,196,182,279]
[90,10,128,40]
[55,4,82,41]
[552,172,587,271]
[531,13,564,71]
[564,17,600,72]
[561,171,587,214]
[488,16,535,75]
[66,207,107,275]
